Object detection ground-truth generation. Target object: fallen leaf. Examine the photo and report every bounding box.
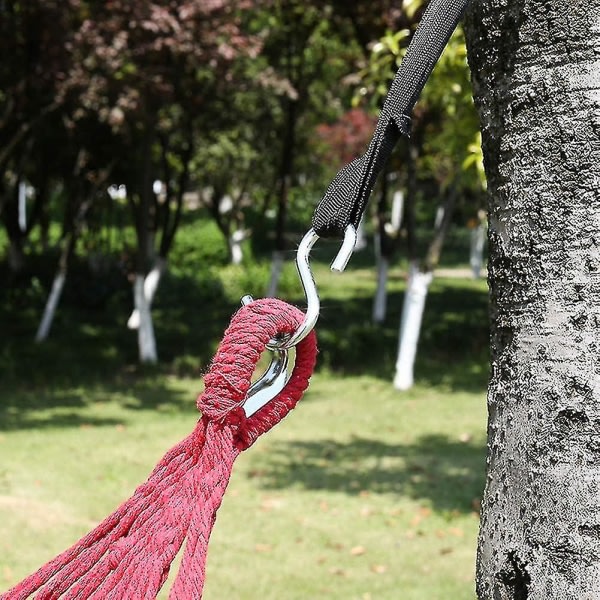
[370,564,387,574]
[458,432,472,443]
[440,547,453,555]
[260,497,283,511]
[255,544,272,553]
[326,541,345,552]
[248,469,266,479]
[329,567,347,576]
[449,527,464,537]
[350,545,366,556]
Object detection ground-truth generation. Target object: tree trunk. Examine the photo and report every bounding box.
[393,263,432,391]
[266,250,285,298]
[273,97,298,265]
[372,174,399,324]
[355,218,368,251]
[35,234,75,342]
[229,229,245,265]
[127,258,167,330]
[372,255,389,324]
[7,237,25,272]
[423,183,457,273]
[470,222,485,279]
[133,274,158,364]
[17,181,27,232]
[129,127,159,363]
[465,1,600,597]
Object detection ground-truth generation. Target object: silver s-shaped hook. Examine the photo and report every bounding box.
[241,224,357,416]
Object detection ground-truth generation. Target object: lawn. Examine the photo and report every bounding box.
[0,230,489,599]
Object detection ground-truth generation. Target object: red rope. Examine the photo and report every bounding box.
[2,299,317,600]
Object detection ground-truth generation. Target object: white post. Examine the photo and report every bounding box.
[470,224,485,279]
[372,254,389,324]
[18,181,27,232]
[393,265,433,391]
[134,275,158,363]
[35,273,66,342]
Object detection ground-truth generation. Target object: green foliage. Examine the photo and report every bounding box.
[168,217,230,271]
[357,23,483,190]
[354,29,412,108]
[419,28,485,191]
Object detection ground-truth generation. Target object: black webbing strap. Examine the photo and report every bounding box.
[312,0,471,239]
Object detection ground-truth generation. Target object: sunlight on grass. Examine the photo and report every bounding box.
[1,372,484,599]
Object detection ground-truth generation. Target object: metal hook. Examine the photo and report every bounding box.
[276,224,357,349]
[240,224,357,417]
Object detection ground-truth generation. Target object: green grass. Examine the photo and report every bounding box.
[0,225,489,598]
[0,375,485,599]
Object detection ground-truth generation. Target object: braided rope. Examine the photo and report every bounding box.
[2,298,317,600]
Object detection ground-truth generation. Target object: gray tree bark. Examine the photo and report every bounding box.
[465,1,600,598]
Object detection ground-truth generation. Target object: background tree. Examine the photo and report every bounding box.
[258,0,360,295]
[59,0,261,362]
[465,1,600,597]
[352,14,483,390]
[0,0,76,272]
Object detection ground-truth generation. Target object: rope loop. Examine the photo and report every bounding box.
[198,298,317,449]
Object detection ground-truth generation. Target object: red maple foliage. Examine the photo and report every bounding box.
[316,108,376,167]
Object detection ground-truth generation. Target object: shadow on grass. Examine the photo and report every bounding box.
[0,376,196,431]
[1,242,488,431]
[253,434,485,515]
[0,265,235,386]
